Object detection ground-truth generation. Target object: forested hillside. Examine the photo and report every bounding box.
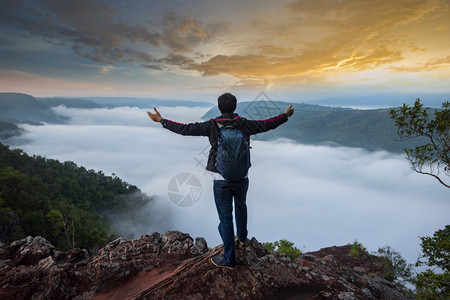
[0,142,154,251]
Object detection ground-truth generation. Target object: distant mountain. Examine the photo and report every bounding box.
[39,97,102,109]
[0,93,213,143]
[0,93,433,153]
[0,93,67,124]
[84,97,213,108]
[38,96,213,109]
[202,101,426,153]
[307,93,449,109]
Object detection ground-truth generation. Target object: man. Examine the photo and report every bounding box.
[147,93,294,269]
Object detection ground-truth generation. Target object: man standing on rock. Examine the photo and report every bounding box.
[147,93,294,269]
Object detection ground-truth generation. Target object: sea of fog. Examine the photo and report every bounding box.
[8,105,449,269]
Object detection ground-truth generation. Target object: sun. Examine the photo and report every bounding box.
[265,80,275,91]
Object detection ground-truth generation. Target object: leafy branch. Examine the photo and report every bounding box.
[390,99,449,188]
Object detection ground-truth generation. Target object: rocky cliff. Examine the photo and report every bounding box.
[0,231,414,300]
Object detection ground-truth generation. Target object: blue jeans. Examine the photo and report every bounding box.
[213,178,249,266]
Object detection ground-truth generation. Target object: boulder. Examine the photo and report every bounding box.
[0,232,415,300]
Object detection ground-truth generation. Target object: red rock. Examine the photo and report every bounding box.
[0,232,415,300]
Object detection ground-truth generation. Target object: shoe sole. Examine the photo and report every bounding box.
[210,257,235,270]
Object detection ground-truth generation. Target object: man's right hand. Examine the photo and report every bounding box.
[285,105,294,117]
[147,107,162,122]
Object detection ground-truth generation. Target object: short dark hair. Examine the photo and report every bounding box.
[218,93,237,113]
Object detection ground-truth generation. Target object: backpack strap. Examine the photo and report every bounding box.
[214,116,241,122]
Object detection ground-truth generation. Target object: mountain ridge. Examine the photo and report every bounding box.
[0,92,434,152]
[0,93,67,124]
[307,92,449,108]
[202,100,426,153]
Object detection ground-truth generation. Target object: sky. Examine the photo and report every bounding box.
[1,0,449,102]
[8,105,449,269]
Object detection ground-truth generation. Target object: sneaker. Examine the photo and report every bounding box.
[211,256,235,270]
[237,238,249,249]
[239,238,249,245]
[235,236,249,245]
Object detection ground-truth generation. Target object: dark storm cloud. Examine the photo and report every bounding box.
[141,54,195,70]
[72,45,155,64]
[0,0,225,66]
[159,10,219,53]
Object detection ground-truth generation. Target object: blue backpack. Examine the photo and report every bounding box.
[215,117,250,180]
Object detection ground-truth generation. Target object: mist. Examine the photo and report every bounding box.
[8,105,449,266]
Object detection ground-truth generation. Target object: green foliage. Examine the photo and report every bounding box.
[374,246,413,288]
[414,225,450,299]
[349,240,367,258]
[390,99,450,188]
[0,142,154,251]
[263,239,302,260]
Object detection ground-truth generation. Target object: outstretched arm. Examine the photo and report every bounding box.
[147,107,162,122]
[147,107,210,136]
[242,105,294,135]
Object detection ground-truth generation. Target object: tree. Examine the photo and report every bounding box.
[390,99,449,188]
[0,142,153,251]
[374,246,413,288]
[349,240,367,258]
[414,225,450,299]
[263,239,302,260]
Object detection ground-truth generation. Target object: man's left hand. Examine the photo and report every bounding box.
[147,107,162,122]
[285,105,294,117]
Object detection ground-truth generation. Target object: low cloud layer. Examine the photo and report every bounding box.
[9,106,449,266]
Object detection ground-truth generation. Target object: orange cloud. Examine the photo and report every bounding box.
[2,0,449,95]
[186,0,449,88]
[390,55,450,72]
